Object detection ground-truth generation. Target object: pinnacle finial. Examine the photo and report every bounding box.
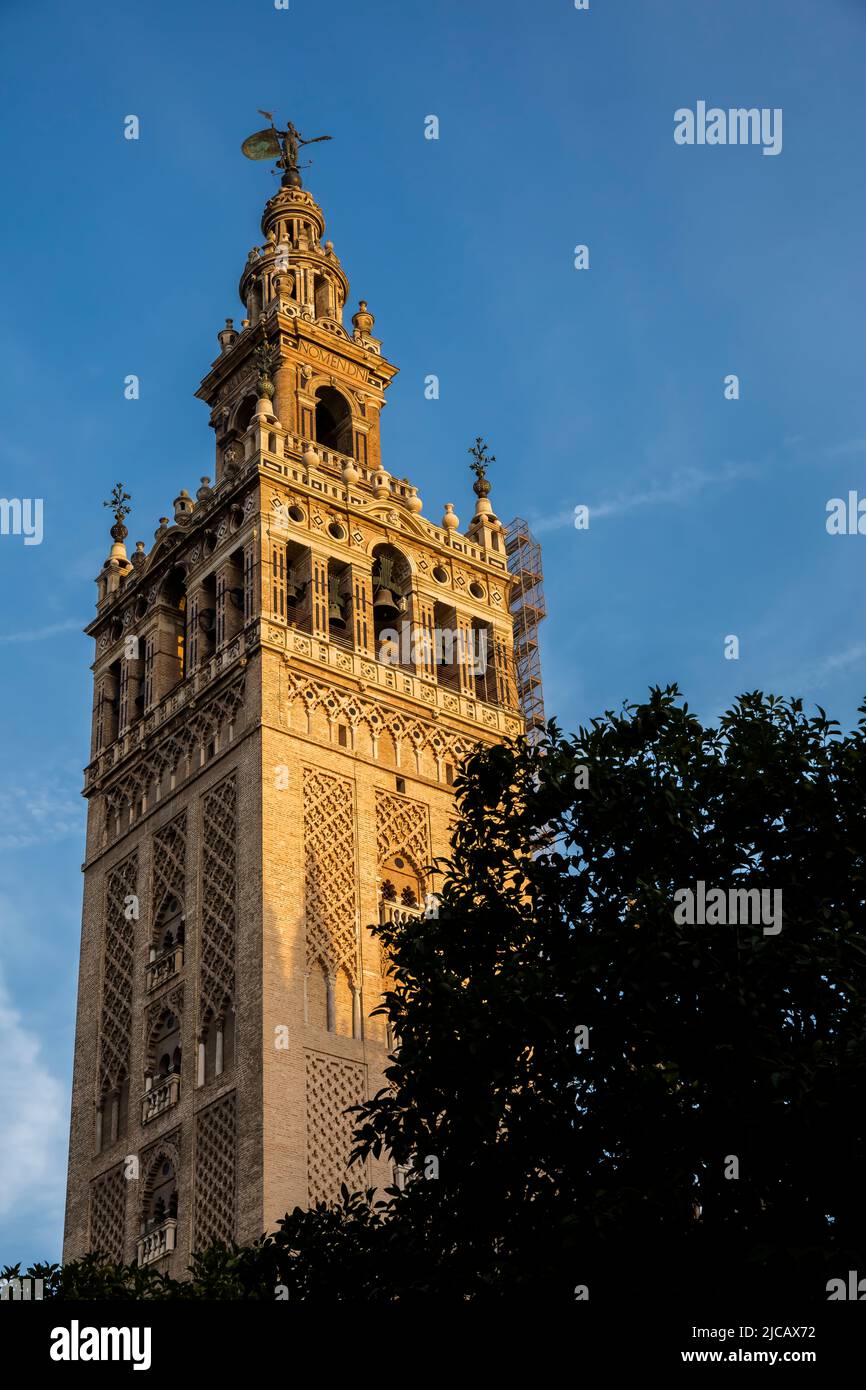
[103,483,132,542]
[468,437,495,496]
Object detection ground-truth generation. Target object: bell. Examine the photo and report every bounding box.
[285,568,306,608]
[372,586,399,622]
[328,578,346,630]
[372,554,401,621]
[198,608,216,635]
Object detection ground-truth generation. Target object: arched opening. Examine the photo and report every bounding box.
[314,386,353,456]
[378,853,424,920]
[147,1009,182,1086]
[161,567,187,692]
[434,600,460,691]
[144,1156,178,1233]
[314,274,331,320]
[327,557,352,648]
[152,894,184,957]
[472,618,494,703]
[371,545,410,666]
[199,1002,234,1085]
[100,658,122,747]
[195,572,218,667]
[234,395,257,438]
[222,547,245,645]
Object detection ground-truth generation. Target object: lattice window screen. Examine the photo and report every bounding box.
[305,1051,366,1206]
[89,1165,126,1263]
[194,1091,237,1249]
[199,776,237,1025]
[98,852,138,1092]
[302,769,359,982]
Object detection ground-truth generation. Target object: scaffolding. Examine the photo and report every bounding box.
[505,517,547,742]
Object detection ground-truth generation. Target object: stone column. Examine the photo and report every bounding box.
[456,614,476,695]
[310,555,329,639]
[274,361,296,433]
[351,563,374,655]
[412,593,437,681]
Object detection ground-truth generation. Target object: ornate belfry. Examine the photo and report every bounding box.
[63,121,534,1272]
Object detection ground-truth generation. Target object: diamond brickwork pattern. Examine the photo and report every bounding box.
[99,853,138,1092]
[152,811,186,919]
[303,769,359,982]
[89,1165,126,1262]
[199,776,237,1025]
[194,1092,237,1250]
[305,1051,366,1206]
[374,789,431,882]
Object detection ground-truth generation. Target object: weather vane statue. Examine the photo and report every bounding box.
[241,111,332,189]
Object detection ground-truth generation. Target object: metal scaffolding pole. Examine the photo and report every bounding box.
[505,517,547,742]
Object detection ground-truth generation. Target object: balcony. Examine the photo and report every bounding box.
[379,900,423,927]
[141,1072,180,1125]
[136,1218,177,1267]
[146,945,184,992]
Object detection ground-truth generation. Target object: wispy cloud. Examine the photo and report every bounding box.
[0,618,84,645]
[530,460,760,535]
[0,775,83,851]
[826,438,866,459]
[0,964,67,1238]
[780,641,866,695]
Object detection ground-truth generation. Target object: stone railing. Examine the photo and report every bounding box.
[136,1218,177,1267]
[378,901,424,927]
[146,945,184,993]
[141,1073,181,1125]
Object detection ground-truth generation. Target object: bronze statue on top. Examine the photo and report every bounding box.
[241,111,332,188]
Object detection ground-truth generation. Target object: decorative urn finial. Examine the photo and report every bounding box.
[468,436,495,498]
[103,482,132,561]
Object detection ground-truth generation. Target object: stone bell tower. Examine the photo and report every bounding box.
[63,137,530,1273]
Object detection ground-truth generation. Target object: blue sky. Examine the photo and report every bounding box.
[1,0,864,1266]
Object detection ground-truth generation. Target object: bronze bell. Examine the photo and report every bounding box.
[285,568,306,608]
[372,585,399,622]
[372,554,400,621]
[328,577,346,629]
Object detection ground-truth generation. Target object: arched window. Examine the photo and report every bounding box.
[199,1002,234,1085]
[314,274,331,320]
[234,395,257,438]
[378,854,424,920]
[327,558,351,646]
[196,572,218,665]
[148,1010,181,1082]
[314,386,353,456]
[99,658,122,747]
[371,545,410,667]
[144,1156,177,1232]
[161,567,187,691]
[153,894,184,956]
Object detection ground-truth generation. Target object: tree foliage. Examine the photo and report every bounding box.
[8,687,866,1300]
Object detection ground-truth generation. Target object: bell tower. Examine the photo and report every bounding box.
[63,130,533,1274]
